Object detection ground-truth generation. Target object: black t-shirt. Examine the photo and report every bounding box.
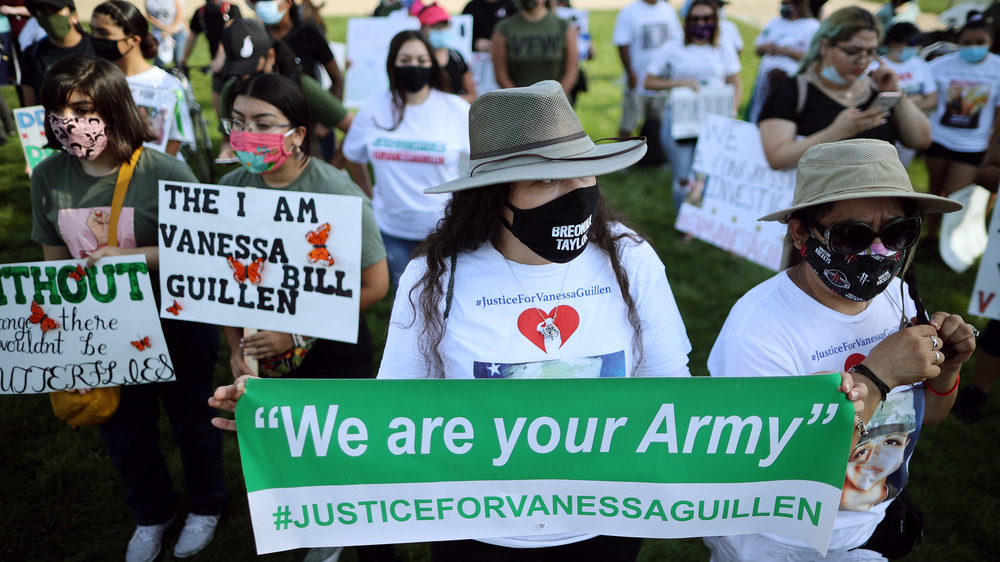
[443,49,469,95]
[190,1,242,57]
[22,35,95,93]
[758,76,896,144]
[280,22,334,82]
[463,0,519,46]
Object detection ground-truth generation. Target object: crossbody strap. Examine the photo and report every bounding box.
[107,148,142,248]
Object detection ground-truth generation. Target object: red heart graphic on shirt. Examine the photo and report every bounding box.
[844,353,866,372]
[516,306,579,352]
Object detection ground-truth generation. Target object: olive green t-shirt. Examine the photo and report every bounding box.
[220,158,386,269]
[494,11,569,87]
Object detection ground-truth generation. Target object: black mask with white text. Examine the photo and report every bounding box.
[501,184,600,263]
[800,234,904,302]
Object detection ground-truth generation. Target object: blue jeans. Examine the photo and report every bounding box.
[99,319,227,525]
[381,232,421,289]
[660,107,697,212]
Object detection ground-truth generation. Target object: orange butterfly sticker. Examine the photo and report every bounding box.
[68,265,87,281]
[226,255,265,285]
[166,299,182,316]
[305,223,335,266]
[130,336,152,351]
[28,301,59,332]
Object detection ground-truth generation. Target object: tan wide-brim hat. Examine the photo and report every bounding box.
[425,81,647,194]
[759,139,963,223]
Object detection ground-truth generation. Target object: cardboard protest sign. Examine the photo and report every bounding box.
[668,84,734,140]
[0,256,175,394]
[14,105,57,173]
[969,195,1000,320]
[128,85,177,153]
[675,115,795,271]
[236,375,853,556]
[157,182,363,342]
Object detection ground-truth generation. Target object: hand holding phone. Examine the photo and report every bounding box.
[870,92,902,112]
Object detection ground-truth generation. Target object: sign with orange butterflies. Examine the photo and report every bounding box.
[157,181,363,342]
[0,256,175,394]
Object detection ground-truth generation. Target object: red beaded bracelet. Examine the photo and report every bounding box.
[926,374,960,397]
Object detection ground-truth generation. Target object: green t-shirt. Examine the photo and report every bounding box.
[31,149,197,255]
[494,11,569,87]
[219,158,386,269]
[220,74,348,134]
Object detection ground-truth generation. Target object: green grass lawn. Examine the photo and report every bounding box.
[1,10,998,561]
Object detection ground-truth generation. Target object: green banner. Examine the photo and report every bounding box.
[236,375,853,555]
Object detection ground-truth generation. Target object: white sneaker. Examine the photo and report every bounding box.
[125,516,174,562]
[302,546,343,562]
[173,513,221,558]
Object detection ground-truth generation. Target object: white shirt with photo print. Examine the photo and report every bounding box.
[928,51,1000,153]
[126,66,194,148]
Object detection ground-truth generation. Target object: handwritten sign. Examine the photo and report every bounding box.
[157,182,363,342]
[969,195,1000,320]
[675,115,795,271]
[0,256,175,394]
[669,84,734,140]
[129,85,177,153]
[13,105,57,173]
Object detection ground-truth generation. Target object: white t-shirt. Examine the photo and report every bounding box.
[612,0,682,90]
[883,55,937,99]
[645,41,741,87]
[342,89,470,240]
[378,223,693,547]
[719,18,743,55]
[754,17,820,77]
[706,271,925,560]
[928,51,1000,152]
[125,66,194,148]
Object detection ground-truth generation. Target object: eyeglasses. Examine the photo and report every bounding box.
[835,44,879,63]
[811,216,923,255]
[688,15,716,23]
[220,118,292,134]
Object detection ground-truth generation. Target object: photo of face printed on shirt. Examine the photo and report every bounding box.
[941,80,991,130]
[841,390,923,512]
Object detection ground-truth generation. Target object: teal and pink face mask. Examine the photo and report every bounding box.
[230,129,296,174]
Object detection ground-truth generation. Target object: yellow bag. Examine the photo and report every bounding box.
[50,387,122,427]
[49,148,141,428]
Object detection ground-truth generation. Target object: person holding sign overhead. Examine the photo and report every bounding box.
[643,0,741,213]
[705,139,975,561]
[91,1,193,157]
[30,55,226,562]
[220,72,389,382]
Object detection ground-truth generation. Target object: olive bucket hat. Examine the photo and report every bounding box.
[425,80,647,194]
[759,139,962,223]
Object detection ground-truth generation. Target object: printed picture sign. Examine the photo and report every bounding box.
[129,85,177,153]
[235,375,854,556]
[0,256,175,394]
[13,105,57,174]
[675,114,796,271]
[668,84,734,140]
[157,182,363,342]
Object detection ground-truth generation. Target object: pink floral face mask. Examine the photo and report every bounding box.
[48,114,109,161]
[230,129,296,174]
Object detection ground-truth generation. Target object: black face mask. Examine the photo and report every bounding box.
[394,66,432,93]
[92,36,130,62]
[800,234,904,302]
[501,184,600,263]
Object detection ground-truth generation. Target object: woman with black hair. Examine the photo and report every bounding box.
[91,0,193,157]
[342,30,470,289]
[31,55,226,562]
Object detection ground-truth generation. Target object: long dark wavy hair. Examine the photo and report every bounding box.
[40,55,155,165]
[380,30,450,131]
[404,183,646,377]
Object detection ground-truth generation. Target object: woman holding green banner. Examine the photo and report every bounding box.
[705,139,976,561]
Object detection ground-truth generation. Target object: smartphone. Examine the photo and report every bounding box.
[870,92,902,111]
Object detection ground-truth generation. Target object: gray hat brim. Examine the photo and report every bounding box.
[759,190,963,223]
[425,139,647,194]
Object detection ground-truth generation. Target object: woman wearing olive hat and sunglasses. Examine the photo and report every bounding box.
[705,139,977,561]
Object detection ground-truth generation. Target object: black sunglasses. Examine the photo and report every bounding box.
[810,216,923,255]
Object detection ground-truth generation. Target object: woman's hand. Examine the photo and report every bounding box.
[241,331,294,359]
[870,58,900,93]
[85,246,128,269]
[838,371,869,414]
[829,105,889,139]
[929,312,976,370]
[209,375,250,431]
[861,323,942,389]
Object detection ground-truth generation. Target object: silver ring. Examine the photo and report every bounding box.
[934,351,941,364]
[971,326,981,337]
[930,336,939,350]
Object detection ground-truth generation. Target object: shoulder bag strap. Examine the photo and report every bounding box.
[107,148,143,248]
